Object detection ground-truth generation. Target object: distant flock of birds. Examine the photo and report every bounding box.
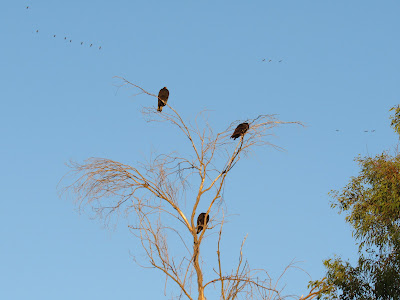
[158,87,249,235]
[27,6,288,60]
[26,6,102,50]
[33,29,102,50]
[262,59,283,63]
[335,129,376,133]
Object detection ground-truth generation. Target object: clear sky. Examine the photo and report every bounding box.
[1,1,400,299]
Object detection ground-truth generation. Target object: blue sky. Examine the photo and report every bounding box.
[1,1,400,299]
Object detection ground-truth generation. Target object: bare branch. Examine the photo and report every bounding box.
[62,78,307,300]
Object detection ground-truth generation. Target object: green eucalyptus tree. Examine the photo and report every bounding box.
[310,105,400,300]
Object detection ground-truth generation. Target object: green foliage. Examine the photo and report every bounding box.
[390,105,400,137]
[331,153,400,252]
[311,106,400,300]
[314,252,400,300]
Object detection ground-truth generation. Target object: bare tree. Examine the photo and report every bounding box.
[61,77,330,300]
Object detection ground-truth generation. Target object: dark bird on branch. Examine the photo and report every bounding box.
[231,122,250,140]
[197,213,210,234]
[157,87,169,112]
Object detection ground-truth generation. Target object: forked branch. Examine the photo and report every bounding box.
[61,78,308,300]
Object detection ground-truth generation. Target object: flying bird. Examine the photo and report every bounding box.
[99,46,101,50]
[262,59,266,62]
[197,213,210,234]
[36,30,39,33]
[69,40,72,42]
[279,60,283,62]
[371,130,376,132]
[157,87,169,112]
[231,122,250,140]
[90,44,93,47]
[64,37,67,40]
[26,6,29,9]
[53,35,56,37]
[81,42,83,45]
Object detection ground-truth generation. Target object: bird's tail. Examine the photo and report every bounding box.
[157,106,163,112]
[197,226,203,234]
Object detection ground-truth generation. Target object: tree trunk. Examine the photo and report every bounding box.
[194,240,206,300]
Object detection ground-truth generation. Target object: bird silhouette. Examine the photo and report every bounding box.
[36,30,39,33]
[371,130,376,132]
[69,40,72,42]
[99,46,101,50]
[262,59,266,62]
[279,60,283,62]
[81,42,83,45]
[53,35,56,37]
[231,123,250,139]
[196,213,210,234]
[90,44,93,47]
[64,37,67,40]
[268,59,272,62]
[26,6,29,9]
[157,87,169,112]
[364,130,369,132]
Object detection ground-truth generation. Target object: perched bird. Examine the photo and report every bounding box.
[197,213,210,234]
[157,87,169,112]
[231,122,250,140]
